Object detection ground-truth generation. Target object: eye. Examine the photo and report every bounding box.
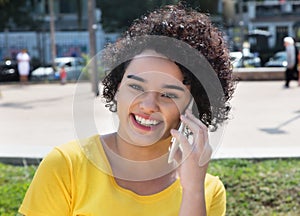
[128,84,144,92]
[161,92,178,99]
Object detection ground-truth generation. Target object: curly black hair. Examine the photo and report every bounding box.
[101,4,236,130]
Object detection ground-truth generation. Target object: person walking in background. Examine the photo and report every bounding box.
[16,49,31,85]
[283,37,298,88]
[59,65,67,85]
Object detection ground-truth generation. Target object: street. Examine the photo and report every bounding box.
[0,81,299,160]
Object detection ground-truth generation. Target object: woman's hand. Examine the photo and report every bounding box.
[170,110,212,216]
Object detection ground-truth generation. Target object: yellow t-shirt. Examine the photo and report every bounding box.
[19,135,226,216]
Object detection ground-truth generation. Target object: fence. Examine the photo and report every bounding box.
[0,30,119,65]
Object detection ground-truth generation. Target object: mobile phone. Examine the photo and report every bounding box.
[168,99,194,164]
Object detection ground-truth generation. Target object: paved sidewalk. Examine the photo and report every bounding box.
[0,81,299,164]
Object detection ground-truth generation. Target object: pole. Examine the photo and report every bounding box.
[4,28,8,58]
[239,0,245,67]
[88,0,99,96]
[49,0,56,69]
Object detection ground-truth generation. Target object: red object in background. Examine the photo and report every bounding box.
[60,67,66,79]
[60,67,67,84]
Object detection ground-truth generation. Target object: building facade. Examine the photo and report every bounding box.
[223,0,300,53]
[2,0,300,63]
[1,0,118,64]
[248,1,300,50]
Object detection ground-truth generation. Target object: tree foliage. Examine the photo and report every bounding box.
[0,0,9,5]
[96,0,179,32]
[184,0,219,14]
[0,0,219,32]
[96,0,219,32]
[0,0,38,31]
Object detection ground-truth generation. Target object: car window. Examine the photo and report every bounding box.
[65,62,72,67]
[274,53,286,60]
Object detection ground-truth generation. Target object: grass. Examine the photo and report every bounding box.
[208,158,300,216]
[0,162,36,216]
[0,158,299,216]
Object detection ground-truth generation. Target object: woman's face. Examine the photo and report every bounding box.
[116,52,191,146]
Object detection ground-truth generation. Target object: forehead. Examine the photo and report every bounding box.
[124,56,184,82]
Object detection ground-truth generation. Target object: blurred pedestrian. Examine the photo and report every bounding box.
[16,49,31,85]
[283,37,298,88]
[59,65,67,85]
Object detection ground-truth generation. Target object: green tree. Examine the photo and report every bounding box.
[184,0,219,14]
[0,0,9,5]
[76,0,83,30]
[0,0,37,31]
[96,0,179,32]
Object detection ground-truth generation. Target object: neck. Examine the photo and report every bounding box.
[114,133,172,161]
[101,133,176,181]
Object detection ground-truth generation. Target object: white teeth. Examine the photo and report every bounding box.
[135,115,159,126]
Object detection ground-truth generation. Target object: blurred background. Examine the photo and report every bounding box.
[0,0,300,82]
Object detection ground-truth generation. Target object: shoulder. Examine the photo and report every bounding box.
[205,173,225,195]
[287,45,294,52]
[54,135,100,162]
[205,173,226,215]
[41,135,100,169]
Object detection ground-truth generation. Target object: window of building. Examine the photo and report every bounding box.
[59,1,77,14]
[276,26,288,50]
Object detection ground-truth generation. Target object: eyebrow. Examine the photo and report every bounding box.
[127,74,185,92]
[127,74,145,82]
[162,84,185,92]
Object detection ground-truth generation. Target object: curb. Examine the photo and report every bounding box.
[0,157,42,166]
[233,67,285,80]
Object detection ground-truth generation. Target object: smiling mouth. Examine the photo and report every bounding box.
[133,114,161,127]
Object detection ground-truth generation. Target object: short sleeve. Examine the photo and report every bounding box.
[19,148,73,216]
[207,175,226,216]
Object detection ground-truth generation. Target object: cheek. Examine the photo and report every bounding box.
[116,91,139,118]
[117,85,141,103]
[163,103,181,125]
[117,96,130,113]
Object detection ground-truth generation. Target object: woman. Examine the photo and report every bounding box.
[16,49,31,84]
[19,4,235,216]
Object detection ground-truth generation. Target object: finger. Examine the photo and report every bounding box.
[180,114,208,144]
[173,146,182,165]
[180,113,210,164]
[170,129,193,159]
[185,109,207,129]
[184,110,209,140]
[171,129,212,168]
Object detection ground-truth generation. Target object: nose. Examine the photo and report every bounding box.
[138,91,159,113]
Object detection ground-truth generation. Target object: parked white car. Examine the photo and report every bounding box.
[264,51,287,67]
[31,57,85,81]
[230,51,261,68]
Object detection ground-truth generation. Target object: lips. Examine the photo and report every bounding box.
[130,114,162,131]
[135,114,160,126]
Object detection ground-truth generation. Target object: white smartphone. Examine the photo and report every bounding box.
[168,99,194,164]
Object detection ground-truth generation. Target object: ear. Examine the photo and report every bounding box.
[114,84,121,101]
[114,91,118,101]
